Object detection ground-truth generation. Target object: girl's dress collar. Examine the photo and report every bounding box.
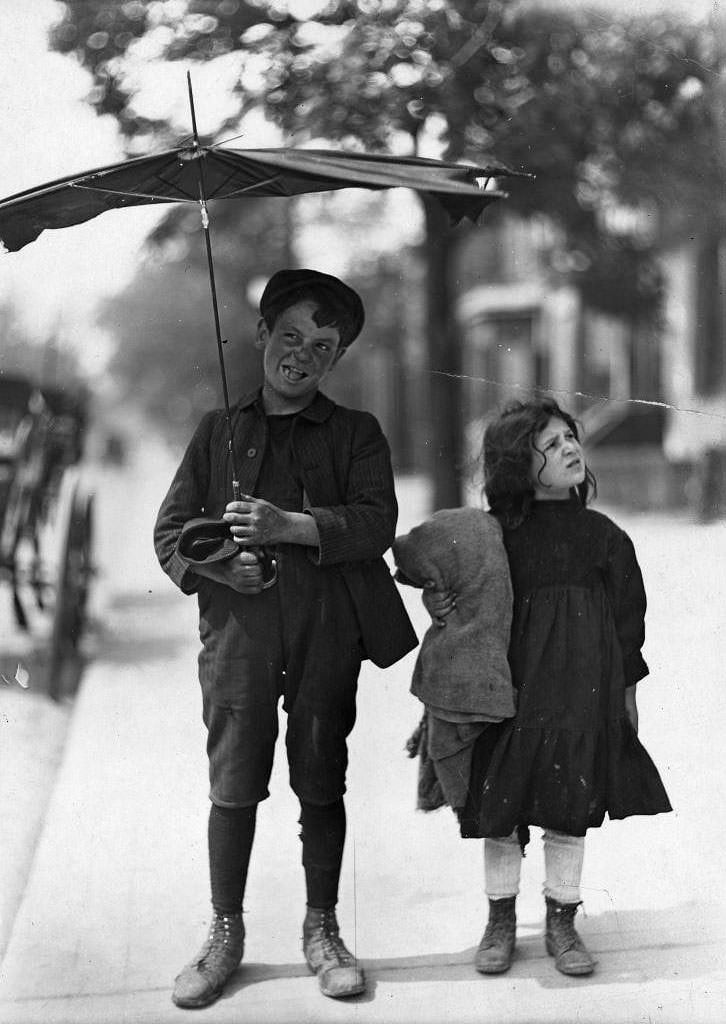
[532,494,583,510]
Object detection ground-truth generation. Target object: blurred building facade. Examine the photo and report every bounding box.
[454,208,726,516]
[659,229,726,517]
[307,199,726,518]
[323,249,428,475]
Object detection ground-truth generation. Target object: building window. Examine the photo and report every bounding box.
[694,235,726,396]
[464,312,542,423]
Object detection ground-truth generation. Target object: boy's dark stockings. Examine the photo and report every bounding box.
[299,798,346,911]
[208,799,346,915]
[208,803,258,916]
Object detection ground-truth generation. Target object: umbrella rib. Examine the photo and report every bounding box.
[70,176,285,204]
[210,149,294,196]
[155,172,199,200]
[70,183,196,203]
[212,175,288,200]
[203,167,245,200]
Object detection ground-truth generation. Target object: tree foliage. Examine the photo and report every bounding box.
[50,0,725,502]
[101,195,290,442]
[51,0,723,321]
[49,1,271,138]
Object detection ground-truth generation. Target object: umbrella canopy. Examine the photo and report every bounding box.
[0,72,529,502]
[0,144,520,253]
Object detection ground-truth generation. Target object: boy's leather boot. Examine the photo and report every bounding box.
[544,897,595,976]
[302,906,366,998]
[172,912,246,1008]
[475,896,517,973]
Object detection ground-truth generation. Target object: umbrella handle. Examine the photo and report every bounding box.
[252,545,278,590]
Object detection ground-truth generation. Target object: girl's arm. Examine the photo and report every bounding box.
[625,685,638,733]
[422,583,456,628]
[606,524,649,689]
[392,509,477,628]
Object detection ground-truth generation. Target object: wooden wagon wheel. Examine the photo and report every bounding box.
[47,474,94,701]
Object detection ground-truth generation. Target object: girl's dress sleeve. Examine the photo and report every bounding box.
[605,525,649,687]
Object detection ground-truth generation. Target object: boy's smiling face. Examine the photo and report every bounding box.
[256,299,343,414]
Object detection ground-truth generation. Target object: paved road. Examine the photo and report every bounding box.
[1,437,725,1023]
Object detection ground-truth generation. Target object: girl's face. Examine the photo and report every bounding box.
[530,415,586,500]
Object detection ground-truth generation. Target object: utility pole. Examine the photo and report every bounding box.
[697,6,726,520]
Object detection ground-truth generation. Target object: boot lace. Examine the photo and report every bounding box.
[317,910,355,966]
[195,914,244,972]
[482,901,515,946]
[550,904,583,952]
[484,917,509,944]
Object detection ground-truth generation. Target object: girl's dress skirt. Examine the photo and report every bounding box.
[461,501,672,839]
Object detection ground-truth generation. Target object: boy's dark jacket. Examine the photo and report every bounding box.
[154,389,417,669]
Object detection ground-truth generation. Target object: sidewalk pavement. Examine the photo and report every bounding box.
[1,457,725,1024]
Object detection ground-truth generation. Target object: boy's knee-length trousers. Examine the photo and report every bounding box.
[197,547,364,809]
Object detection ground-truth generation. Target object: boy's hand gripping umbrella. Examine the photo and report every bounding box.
[0,74,525,501]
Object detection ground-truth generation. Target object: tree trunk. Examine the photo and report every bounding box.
[422,198,464,510]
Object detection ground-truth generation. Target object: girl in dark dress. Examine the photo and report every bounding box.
[424,398,671,978]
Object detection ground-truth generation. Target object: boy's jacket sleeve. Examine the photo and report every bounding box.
[153,412,216,594]
[304,411,398,565]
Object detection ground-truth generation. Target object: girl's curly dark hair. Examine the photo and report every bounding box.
[482,398,596,528]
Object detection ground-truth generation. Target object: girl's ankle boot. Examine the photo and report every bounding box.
[475,896,517,974]
[544,897,595,975]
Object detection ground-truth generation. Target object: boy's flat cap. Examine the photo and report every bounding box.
[177,516,239,566]
[259,268,365,343]
[177,517,278,588]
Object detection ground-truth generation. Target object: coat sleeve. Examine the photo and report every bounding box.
[153,412,216,594]
[605,525,649,686]
[305,411,398,565]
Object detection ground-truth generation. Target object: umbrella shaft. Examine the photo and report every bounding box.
[187,70,240,499]
[200,208,241,493]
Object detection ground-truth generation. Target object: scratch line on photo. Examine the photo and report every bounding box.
[580,884,623,937]
[431,371,726,422]
[353,834,358,961]
[590,10,720,79]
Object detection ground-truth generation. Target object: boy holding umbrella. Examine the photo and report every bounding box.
[154,269,417,1008]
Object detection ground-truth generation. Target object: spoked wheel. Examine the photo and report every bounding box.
[47,477,94,701]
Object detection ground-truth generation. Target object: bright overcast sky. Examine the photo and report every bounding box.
[0,1,166,374]
[0,0,717,377]
[0,0,339,375]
